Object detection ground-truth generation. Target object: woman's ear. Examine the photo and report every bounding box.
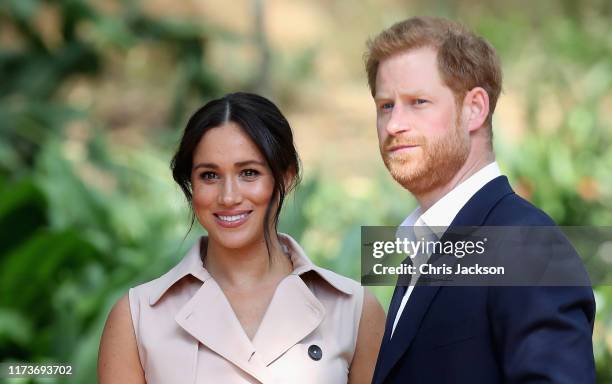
[283,167,297,193]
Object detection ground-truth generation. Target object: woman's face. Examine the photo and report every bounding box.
[190,122,276,251]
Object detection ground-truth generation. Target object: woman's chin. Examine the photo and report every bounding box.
[209,230,260,251]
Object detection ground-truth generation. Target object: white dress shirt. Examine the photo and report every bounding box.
[390,161,502,337]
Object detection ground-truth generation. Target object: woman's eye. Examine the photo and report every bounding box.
[414,98,428,105]
[200,171,218,181]
[241,169,260,178]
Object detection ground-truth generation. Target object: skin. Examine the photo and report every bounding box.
[98,122,385,383]
[190,122,293,340]
[374,47,493,211]
[97,294,145,384]
[349,290,386,384]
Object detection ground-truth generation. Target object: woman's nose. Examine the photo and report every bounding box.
[218,177,242,206]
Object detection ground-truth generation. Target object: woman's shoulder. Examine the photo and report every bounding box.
[280,233,364,297]
[128,276,163,306]
[308,265,364,297]
[130,240,209,306]
[99,292,146,383]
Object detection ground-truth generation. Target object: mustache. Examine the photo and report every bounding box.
[382,136,425,151]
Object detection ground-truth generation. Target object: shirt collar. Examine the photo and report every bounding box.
[400,161,502,229]
[149,233,353,306]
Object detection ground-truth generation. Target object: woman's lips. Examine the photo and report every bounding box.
[213,211,252,228]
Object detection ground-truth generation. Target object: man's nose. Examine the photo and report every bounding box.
[218,177,242,206]
[385,104,411,135]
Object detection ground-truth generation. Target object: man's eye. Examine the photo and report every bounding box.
[241,169,260,178]
[380,102,394,111]
[414,99,428,105]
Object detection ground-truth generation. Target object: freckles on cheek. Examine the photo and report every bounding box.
[248,180,275,205]
[191,184,216,211]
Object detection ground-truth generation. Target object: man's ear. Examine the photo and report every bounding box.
[463,87,490,132]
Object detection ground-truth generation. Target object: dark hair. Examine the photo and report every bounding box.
[171,92,301,259]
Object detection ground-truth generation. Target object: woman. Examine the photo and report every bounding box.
[98,92,385,383]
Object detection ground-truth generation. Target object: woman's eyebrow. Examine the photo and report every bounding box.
[192,162,217,170]
[192,160,266,171]
[235,160,266,167]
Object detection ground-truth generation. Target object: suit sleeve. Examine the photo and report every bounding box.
[488,284,595,383]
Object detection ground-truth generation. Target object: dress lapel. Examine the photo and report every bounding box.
[155,233,349,383]
[175,278,272,383]
[170,233,344,382]
[252,274,325,366]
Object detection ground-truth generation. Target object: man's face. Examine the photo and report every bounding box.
[374,47,470,194]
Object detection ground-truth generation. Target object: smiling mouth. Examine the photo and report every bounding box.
[213,211,253,228]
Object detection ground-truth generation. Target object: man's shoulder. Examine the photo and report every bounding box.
[484,191,556,226]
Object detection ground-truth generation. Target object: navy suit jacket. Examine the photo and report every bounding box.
[372,176,595,384]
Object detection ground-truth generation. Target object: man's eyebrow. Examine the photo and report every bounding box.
[192,160,266,170]
[375,89,428,100]
[374,93,391,100]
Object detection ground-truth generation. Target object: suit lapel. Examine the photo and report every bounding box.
[383,285,406,340]
[374,176,515,383]
[447,176,514,227]
[374,284,441,382]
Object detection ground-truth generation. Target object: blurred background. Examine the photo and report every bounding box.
[0,0,611,382]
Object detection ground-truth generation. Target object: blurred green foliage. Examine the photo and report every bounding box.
[0,0,223,382]
[0,0,611,383]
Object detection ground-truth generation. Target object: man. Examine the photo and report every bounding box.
[366,17,595,383]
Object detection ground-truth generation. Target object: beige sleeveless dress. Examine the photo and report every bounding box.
[128,233,364,383]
